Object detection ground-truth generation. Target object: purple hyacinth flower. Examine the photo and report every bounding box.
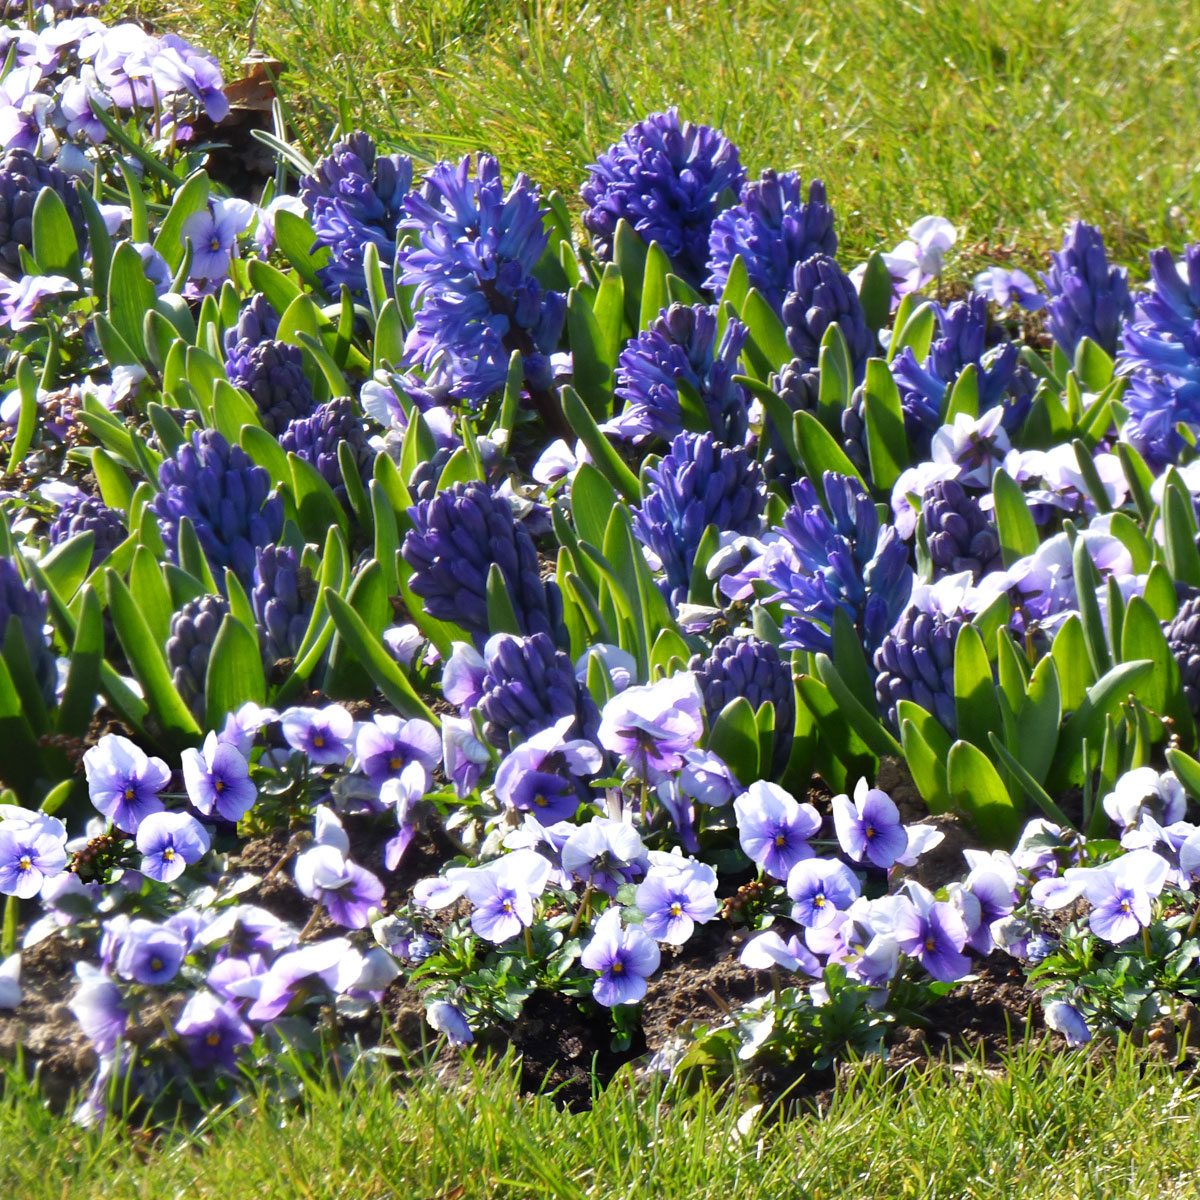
[733,781,821,880]
[181,731,257,823]
[561,817,649,896]
[635,860,718,945]
[0,821,67,898]
[114,919,188,985]
[1081,849,1168,943]
[427,1000,474,1046]
[461,849,552,943]
[355,714,441,796]
[581,906,662,1007]
[82,733,170,833]
[135,811,211,883]
[280,704,356,765]
[786,857,862,928]
[597,671,705,776]
[832,780,908,869]
[875,888,970,983]
[175,990,254,1069]
[69,964,127,1055]
[293,845,385,929]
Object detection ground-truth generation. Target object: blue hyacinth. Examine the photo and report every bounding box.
[890,295,1031,456]
[706,171,837,313]
[299,131,413,295]
[47,494,126,571]
[151,430,284,591]
[397,154,566,422]
[221,293,280,360]
[781,253,874,378]
[607,302,750,445]
[1040,220,1133,359]
[225,339,317,436]
[252,544,314,664]
[920,479,1002,582]
[763,472,913,654]
[0,556,55,704]
[278,398,374,507]
[873,604,964,734]
[632,431,766,607]
[400,480,562,648]
[476,632,600,750]
[581,108,745,287]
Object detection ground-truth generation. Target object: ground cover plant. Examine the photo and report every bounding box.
[7,0,1200,1184]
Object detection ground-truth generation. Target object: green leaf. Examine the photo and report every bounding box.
[740,287,792,374]
[857,251,894,333]
[486,562,523,636]
[947,739,1024,847]
[900,718,951,814]
[1144,562,1180,622]
[1071,529,1113,677]
[1117,441,1155,525]
[324,589,438,725]
[888,299,935,364]
[613,219,648,332]
[203,613,267,732]
[5,358,37,478]
[1164,484,1200,588]
[708,697,761,784]
[1073,337,1114,392]
[639,240,671,331]
[289,451,349,544]
[1166,748,1200,800]
[561,385,641,501]
[31,186,82,282]
[152,170,210,273]
[943,364,979,424]
[1122,595,1189,737]
[814,652,903,758]
[1013,654,1061,787]
[129,546,173,648]
[793,411,867,497]
[987,734,1073,829]
[831,605,878,715]
[107,241,157,363]
[649,627,692,680]
[862,358,908,491]
[795,674,877,792]
[991,469,1038,568]
[1051,615,1094,712]
[272,208,332,296]
[39,531,95,602]
[568,285,615,421]
[953,623,1001,752]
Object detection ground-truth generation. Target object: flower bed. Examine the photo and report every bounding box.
[3,0,1200,1128]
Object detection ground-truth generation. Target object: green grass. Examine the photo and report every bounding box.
[122,0,1200,272]
[4,1039,1200,1198]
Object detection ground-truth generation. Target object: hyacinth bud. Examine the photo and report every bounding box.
[633,431,766,607]
[401,480,562,647]
[252,545,315,665]
[921,480,1002,581]
[0,555,55,704]
[762,357,822,482]
[476,632,600,749]
[873,605,965,734]
[690,635,795,773]
[781,253,873,378]
[581,107,745,286]
[0,149,86,279]
[1166,593,1200,726]
[406,445,456,503]
[151,429,284,591]
[225,339,316,436]
[221,294,281,360]
[706,170,837,311]
[609,302,750,445]
[47,495,126,571]
[278,398,374,506]
[166,595,230,722]
[1040,220,1132,358]
[300,131,414,295]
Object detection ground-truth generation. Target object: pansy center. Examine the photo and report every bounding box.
[388,755,404,772]
[611,960,624,974]
[924,937,937,953]
[1120,900,1132,914]
[502,899,514,914]
[773,832,787,847]
[209,236,222,252]
[669,902,683,918]
[865,826,876,840]
[313,733,325,748]
[150,956,164,972]
[162,847,176,862]
[123,786,135,801]
[214,779,226,793]
[813,893,826,908]
[17,855,31,873]
[534,793,547,807]
[205,1031,222,1046]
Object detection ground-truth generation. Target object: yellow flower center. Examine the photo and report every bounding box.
[924,937,936,953]
[669,902,683,917]
[150,957,164,972]
[162,848,176,862]
[18,856,31,872]
[206,1032,222,1046]
[123,787,135,801]
[209,236,221,252]
[774,833,787,847]
[611,961,624,974]
[389,756,403,772]
[214,779,225,793]
[313,734,325,748]
[534,794,547,807]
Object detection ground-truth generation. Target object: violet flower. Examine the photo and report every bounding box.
[354,714,441,797]
[872,886,970,982]
[461,849,552,943]
[441,716,492,800]
[181,731,257,823]
[596,671,705,776]
[0,821,66,898]
[581,906,661,1007]
[82,733,170,832]
[493,715,602,825]
[1080,850,1169,943]
[180,198,253,288]
[739,930,821,976]
[293,845,385,929]
[561,817,649,896]
[427,1000,473,1046]
[114,919,188,985]
[733,781,821,880]
[280,704,356,765]
[635,860,718,945]
[135,811,211,883]
[832,779,907,869]
[238,937,362,1022]
[175,990,254,1069]
[786,857,861,928]
[1043,999,1092,1047]
[69,964,126,1055]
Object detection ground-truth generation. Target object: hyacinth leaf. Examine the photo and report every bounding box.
[1073,337,1114,392]
[360,241,388,322]
[239,426,292,494]
[164,564,205,612]
[720,256,751,329]
[947,740,1023,847]
[39,532,94,604]
[887,297,935,364]
[794,675,876,793]
[601,507,657,677]
[128,546,173,649]
[5,361,36,479]
[779,675,817,794]
[247,259,303,319]
[1105,576,1126,660]
[1050,616,1092,713]
[399,409,439,486]
[752,603,784,647]
[815,326,853,435]
[1122,596,1190,742]
[649,628,691,681]
[708,697,761,784]
[1012,654,1061,787]
[106,242,157,363]
[323,588,438,726]
[987,735,1073,829]
[340,444,373,537]
[1070,531,1112,677]
[857,252,894,334]
[754,701,777,776]
[270,209,333,297]
[326,558,391,695]
[736,374,800,469]
[2,618,49,734]
[1167,748,1200,802]
[793,412,867,500]
[552,501,600,592]
[943,364,979,424]
[953,622,1002,755]
[899,719,951,814]
[177,517,221,596]
[740,288,792,374]
[995,629,1029,716]
[666,274,704,307]
[564,571,611,647]
[212,379,265,445]
[639,241,672,332]
[151,170,210,272]
[1070,439,1113,515]
[1144,562,1179,622]
[991,469,1038,568]
[830,606,877,716]
[561,385,641,501]
[612,219,648,332]
[1107,511,1151,575]
[105,570,201,745]
[814,653,902,758]
[0,634,44,799]
[1164,485,1200,589]
[76,184,112,306]
[288,451,349,545]
[687,524,722,606]
[485,563,524,638]
[862,359,908,492]
[223,572,257,644]
[566,287,613,421]
[203,613,267,732]
[1046,659,1154,792]
[144,312,183,374]
[146,399,187,458]
[1116,442,1155,525]
[31,186,82,283]
[591,264,626,352]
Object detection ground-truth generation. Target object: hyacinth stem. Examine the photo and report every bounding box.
[477,277,571,440]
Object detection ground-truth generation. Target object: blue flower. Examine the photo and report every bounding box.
[47,495,126,571]
[252,544,314,664]
[135,811,211,883]
[633,431,765,606]
[398,154,566,419]
[82,733,170,833]
[873,603,963,733]
[225,339,316,436]
[277,397,374,507]
[581,905,661,1006]
[781,253,873,377]
[607,302,750,444]
[705,170,836,311]
[0,555,55,704]
[581,108,745,286]
[1040,220,1132,358]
